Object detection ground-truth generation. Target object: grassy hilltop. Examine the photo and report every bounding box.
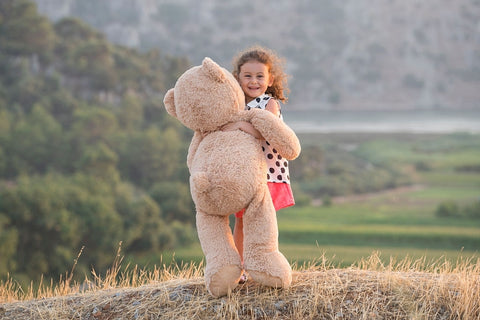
[1,253,479,319]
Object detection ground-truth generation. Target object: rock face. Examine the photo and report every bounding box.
[33,0,480,110]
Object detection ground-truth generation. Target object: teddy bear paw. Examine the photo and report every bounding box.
[244,252,292,289]
[207,264,242,297]
[247,270,292,289]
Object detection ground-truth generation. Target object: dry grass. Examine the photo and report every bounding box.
[1,252,479,320]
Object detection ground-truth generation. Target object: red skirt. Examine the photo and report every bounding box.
[235,182,295,218]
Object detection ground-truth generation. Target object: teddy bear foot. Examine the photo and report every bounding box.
[244,252,292,289]
[207,264,242,297]
[247,270,292,289]
[247,270,283,287]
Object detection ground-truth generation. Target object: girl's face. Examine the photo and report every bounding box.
[237,60,274,103]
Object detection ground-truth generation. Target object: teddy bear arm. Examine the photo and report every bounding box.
[250,112,301,160]
[187,131,203,170]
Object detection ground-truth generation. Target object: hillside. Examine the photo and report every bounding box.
[33,0,480,110]
[0,0,195,285]
[1,254,479,319]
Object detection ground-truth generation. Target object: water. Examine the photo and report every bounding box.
[283,109,480,134]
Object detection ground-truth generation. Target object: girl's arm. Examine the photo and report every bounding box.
[222,99,279,139]
[265,99,280,117]
[221,121,263,139]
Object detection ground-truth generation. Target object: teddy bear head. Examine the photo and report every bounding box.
[163,57,245,132]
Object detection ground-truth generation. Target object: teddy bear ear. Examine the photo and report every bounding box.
[202,57,226,83]
[163,88,177,117]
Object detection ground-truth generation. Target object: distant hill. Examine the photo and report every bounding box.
[33,0,480,110]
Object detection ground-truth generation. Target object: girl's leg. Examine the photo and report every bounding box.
[234,216,248,283]
[233,216,244,265]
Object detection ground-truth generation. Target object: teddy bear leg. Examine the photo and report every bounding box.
[196,211,243,297]
[242,191,292,289]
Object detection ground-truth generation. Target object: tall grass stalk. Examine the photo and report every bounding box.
[1,251,478,319]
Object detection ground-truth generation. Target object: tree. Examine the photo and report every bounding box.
[71,40,117,90]
[67,107,118,172]
[77,142,119,183]
[0,175,83,278]
[0,109,10,177]
[117,92,143,131]
[7,60,49,113]
[8,104,63,175]
[0,0,55,57]
[0,109,10,136]
[39,89,79,129]
[71,107,117,144]
[117,127,183,188]
[67,175,124,270]
[125,195,173,252]
[149,181,194,224]
[0,214,18,277]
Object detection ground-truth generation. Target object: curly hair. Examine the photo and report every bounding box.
[232,45,289,103]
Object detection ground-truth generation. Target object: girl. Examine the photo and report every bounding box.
[222,46,295,282]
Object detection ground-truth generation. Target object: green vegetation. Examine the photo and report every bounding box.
[286,132,480,265]
[283,132,480,266]
[167,132,480,268]
[0,0,193,284]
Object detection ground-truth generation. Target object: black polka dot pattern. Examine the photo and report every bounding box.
[246,94,291,184]
[264,140,290,183]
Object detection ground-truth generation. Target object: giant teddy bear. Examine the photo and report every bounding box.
[163,57,301,297]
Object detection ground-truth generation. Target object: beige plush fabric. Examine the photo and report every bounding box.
[163,58,301,297]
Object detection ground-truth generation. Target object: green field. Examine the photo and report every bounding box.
[161,132,480,268]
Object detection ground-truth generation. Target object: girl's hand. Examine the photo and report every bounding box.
[221,121,263,139]
[221,121,242,132]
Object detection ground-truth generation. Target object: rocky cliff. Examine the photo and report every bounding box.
[33,0,480,110]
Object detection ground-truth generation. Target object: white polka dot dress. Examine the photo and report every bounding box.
[246,94,291,185]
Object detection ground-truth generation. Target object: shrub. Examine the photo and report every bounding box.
[415,160,432,171]
[464,200,480,219]
[435,199,480,219]
[435,200,460,218]
[322,195,332,207]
